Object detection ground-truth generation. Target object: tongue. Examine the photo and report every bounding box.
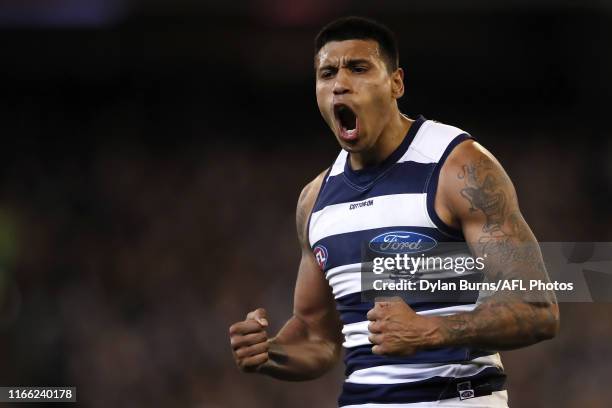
[340,117,359,141]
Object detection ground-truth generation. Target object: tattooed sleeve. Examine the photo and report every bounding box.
[433,148,559,350]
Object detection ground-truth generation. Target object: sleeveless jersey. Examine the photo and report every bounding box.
[308,116,507,407]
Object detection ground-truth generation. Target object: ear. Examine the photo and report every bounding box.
[391,68,405,99]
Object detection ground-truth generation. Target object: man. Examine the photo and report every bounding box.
[229,16,559,407]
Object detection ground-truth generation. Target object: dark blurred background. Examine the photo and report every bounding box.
[0,0,611,407]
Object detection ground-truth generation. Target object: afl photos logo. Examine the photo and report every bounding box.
[313,245,328,270]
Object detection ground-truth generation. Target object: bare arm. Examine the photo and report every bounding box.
[229,171,344,380]
[431,140,560,349]
[367,140,560,355]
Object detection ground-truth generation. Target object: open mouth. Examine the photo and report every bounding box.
[334,104,359,141]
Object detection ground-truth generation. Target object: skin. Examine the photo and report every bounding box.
[229,38,559,379]
[315,39,411,169]
[229,170,344,380]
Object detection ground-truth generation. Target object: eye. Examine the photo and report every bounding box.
[352,65,368,73]
[320,69,335,79]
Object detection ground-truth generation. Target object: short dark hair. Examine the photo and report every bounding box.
[314,16,399,72]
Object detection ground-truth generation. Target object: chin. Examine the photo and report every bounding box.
[333,129,362,149]
[339,137,372,154]
[336,137,361,152]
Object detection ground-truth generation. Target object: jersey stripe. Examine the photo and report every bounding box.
[346,354,502,384]
[309,193,435,245]
[315,226,463,273]
[341,391,508,408]
[312,161,436,212]
[338,367,506,406]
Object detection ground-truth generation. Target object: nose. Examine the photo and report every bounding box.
[333,69,351,95]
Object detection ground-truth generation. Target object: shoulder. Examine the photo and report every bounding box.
[409,119,470,163]
[444,138,504,172]
[442,138,514,194]
[438,138,517,218]
[296,168,329,245]
[298,168,328,207]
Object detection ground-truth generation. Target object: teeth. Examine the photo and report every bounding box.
[347,128,357,136]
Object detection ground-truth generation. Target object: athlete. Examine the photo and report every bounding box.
[229,17,559,407]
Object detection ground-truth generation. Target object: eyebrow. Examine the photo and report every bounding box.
[318,64,336,72]
[344,58,371,67]
[317,58,372,72]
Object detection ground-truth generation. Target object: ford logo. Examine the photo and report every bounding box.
[368,231,437,254]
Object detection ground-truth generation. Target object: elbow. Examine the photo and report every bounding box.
[303,340,341,380]
[305,336,343,379]
[322,338,343,369]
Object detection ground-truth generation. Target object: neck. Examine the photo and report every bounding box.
[349,108,413,170]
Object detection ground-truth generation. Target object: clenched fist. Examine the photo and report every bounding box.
[229,308,270,372]
[367,297,441,356]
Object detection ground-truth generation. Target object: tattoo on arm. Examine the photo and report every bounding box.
[435,154,559,349]
[459,157,507,233]
[458,157,540,281]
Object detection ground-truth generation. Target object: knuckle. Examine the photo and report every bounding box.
[239,355,253,367]
[247,332,265,346]
[255,352,268,364]
[245,345,257,357]
[256,339,269,351]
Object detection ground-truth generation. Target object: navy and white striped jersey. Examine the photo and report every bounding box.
[308,116,507,407]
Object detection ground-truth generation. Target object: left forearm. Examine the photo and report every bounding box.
[431,296,560,351]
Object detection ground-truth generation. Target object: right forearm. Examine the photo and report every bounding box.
[258,316,341,381]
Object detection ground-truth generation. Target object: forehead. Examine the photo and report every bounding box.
[316,39,381,67]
